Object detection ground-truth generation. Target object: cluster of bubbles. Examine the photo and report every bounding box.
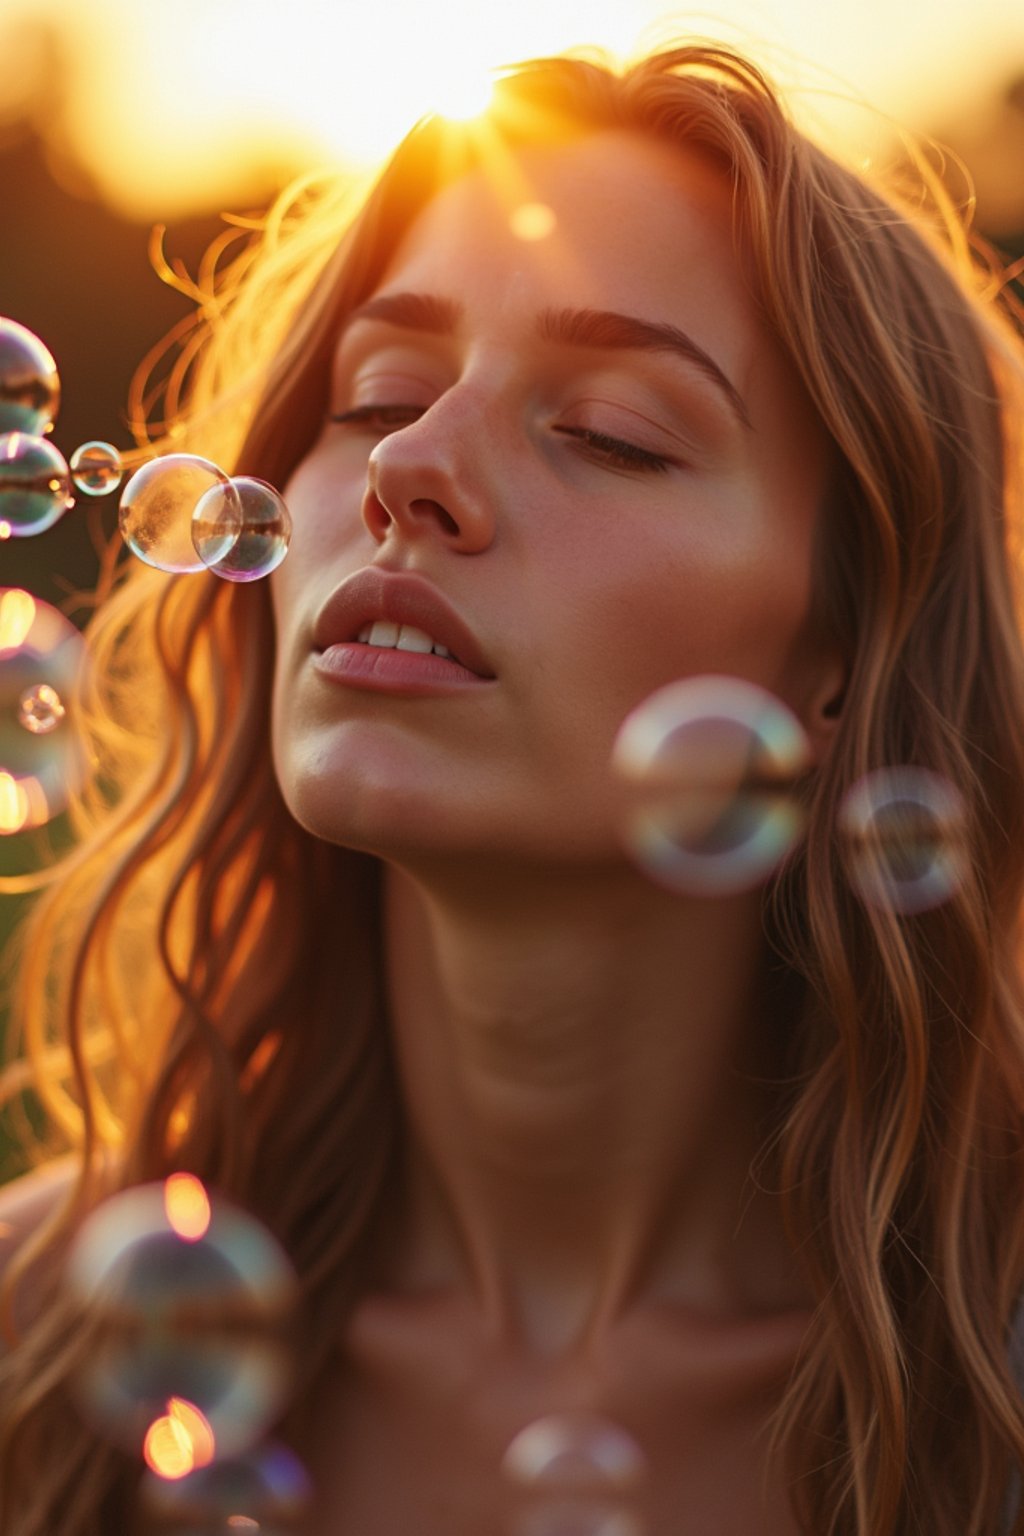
[0,315,294,835]
[0,313,293,579]
[66,1173,312,1533]
[612,674,969,916]
[502,1413,648,1536]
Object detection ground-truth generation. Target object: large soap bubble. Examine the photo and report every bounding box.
[839,766,968,915]
[612,675,810,896]
[0,432,74,538]
[0,588,88,834]
[192,476,292,582]
[502,1413,648,1536]
[65,1175,297,1458]
[119,455,241,574]
[0,316,60,436]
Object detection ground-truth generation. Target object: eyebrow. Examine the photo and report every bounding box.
[343,291,752,431]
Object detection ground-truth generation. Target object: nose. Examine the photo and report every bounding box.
[361,396,497,555]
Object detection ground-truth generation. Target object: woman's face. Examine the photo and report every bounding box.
[270,130,836,865]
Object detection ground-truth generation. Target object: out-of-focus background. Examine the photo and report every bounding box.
[2,0,1023,602]
[0,0,1022,1173]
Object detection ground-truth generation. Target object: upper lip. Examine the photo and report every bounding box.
[313,568,495,678]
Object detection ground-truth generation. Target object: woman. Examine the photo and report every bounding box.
[1,40,1024,1536]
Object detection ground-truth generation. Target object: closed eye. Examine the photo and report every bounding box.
[329,404,426,432]
[554,426,674,474]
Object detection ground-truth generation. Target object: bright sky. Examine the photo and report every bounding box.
[1,0,1022,216]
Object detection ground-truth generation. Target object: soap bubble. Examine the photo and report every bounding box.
[119,455,241,574]
[18,682,65,735]
[839,766,968,915]
[0,589,88,833]
[192,477,291,582]
[0,431,74,538]
[612,675,810,896]
[70,440,123,497]
[65,1177,297,1457]
[0,317,60,436]
[138,1442,313,1534]
[503,1415,647,1536]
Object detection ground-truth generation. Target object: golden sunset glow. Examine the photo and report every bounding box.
[0,0,1021,220]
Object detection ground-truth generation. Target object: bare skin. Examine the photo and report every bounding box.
[271,131,842,1532]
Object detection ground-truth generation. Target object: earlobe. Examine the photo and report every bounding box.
[804,657,847,764]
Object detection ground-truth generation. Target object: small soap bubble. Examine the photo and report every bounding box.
[0,589,88,833]
[18,681,65,735]
[66,1178,297,1457]
[119,455,241,574]
[70,440,123,497]
[502,1414,646,1495]
[839,766,968,914]
[138,1442,313,1535]
[0,317,60,436]
[0,432,74,538]
[611,675,810,897]
[192,477,291,582]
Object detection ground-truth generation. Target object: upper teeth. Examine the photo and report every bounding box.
[358,621,451,658]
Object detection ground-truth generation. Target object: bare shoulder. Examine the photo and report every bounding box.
[0,1155,78,1274]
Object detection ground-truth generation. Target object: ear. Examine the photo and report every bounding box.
[800,652,847,766]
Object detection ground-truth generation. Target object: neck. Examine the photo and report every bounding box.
[379,857,807,1354]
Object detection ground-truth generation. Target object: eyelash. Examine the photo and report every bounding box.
[328,405,674,475]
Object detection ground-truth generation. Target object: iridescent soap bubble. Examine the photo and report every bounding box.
[611,675,810,896]
[119,455,241,574]
[65,1176,297,1457]
[192,476,291,582]
[839,766,968,915]
[503,1414,648,1536]
[138,1442,313,1534]
[18,682,65,735]
[70,440,123,497]
[0,317,60,436]
[0,588,88,833]
[0,431,74,538]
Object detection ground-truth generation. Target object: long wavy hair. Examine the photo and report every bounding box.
[2,41,1024,1536]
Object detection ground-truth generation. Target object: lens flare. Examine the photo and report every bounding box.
[164,1172,212,1243]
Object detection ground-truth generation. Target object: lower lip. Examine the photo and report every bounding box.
[314,643,494,695]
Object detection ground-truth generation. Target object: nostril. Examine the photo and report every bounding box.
[410,498,459,537]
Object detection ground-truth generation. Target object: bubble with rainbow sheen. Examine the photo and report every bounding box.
[65,1176,297,1458]
[611,675,810,897]
[70,440,123,497]
[502,1413,648,1536]
[138,1442,313,1534]
[192,477,291,582]
[839,766,968,915]
[119,454,241,574]
[0,588,88,834]
[0,432,74,538]
[0,317,60,436]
